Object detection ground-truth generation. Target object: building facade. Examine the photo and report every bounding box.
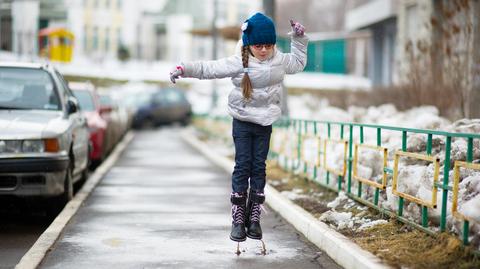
[80,0,124,61]
[345,0,399,86]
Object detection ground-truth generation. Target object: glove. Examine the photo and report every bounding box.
[290,19,305,37]
[169,65,184,84]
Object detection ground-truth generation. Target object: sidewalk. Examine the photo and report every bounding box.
[39,128,341,269]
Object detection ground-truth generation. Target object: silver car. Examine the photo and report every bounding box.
[0,62,89,213]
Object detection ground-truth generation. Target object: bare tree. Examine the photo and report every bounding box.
[398,0,477,119]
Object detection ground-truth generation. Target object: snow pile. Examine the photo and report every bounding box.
[287,98,479,246]
[458,173,480,223]
[320,211,353,229]
[319,192,387,231]
[357,219,389,231]
[281,188,310,200]
[326,191,349,209]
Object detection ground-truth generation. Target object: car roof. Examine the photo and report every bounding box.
[0,62,51,70]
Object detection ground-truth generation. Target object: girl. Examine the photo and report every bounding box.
[170,12,308,242]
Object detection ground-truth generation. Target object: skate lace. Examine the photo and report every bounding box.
[232,205,245,224]
[250,203,262,222]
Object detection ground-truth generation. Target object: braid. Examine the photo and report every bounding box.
[241,46,253,100]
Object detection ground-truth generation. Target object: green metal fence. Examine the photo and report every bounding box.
[194,114,480,248]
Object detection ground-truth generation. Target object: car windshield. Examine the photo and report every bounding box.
[129,91,153,107]
[73,90,95,111]
[164,89,186,103]
[99,94,113,106]
[0,67,60,110]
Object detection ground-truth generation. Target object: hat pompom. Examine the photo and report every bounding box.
[241,22,249,32]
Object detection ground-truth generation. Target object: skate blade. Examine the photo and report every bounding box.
[235,242,241,256]
[259,239,267,255]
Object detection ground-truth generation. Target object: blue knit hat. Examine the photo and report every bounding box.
[241,12,276,46]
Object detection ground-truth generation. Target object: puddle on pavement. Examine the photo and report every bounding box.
[102,238,123,247]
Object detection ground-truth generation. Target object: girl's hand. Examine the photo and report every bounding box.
[169,65,184,84]
[290,19,305,37]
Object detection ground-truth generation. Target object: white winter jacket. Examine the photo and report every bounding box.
[182,33,308,126]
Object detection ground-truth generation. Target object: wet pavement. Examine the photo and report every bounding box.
[40,127,341,269]
[0,206,50,269]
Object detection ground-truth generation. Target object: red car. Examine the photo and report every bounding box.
[70,82,108,168]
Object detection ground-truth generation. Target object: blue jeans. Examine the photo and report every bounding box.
[231,118,272,193]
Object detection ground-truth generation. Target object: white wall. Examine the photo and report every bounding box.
[166,14,192,62]
[12,0,39,57]
[66,0,84,62]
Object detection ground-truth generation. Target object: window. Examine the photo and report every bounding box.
[0,68,60,110]
[84,26,89,51]
[116,28,122,47]
[93,27,98,50]
[164,89,185,103]
[72,90,95,111]
[105,28,110,51]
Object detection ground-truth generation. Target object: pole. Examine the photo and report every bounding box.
[263,0,289,116]
[469,0,480,118]
[263,0,275,18]
[210,0,218,111]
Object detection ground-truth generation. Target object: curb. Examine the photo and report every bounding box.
[15,131,135,269]
[180,129,391,269]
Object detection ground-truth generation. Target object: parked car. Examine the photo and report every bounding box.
[69,81,108,168]
[0,62,89,214]
[98,92,129,150]
[110,83,155,127]
[132,88,192,129]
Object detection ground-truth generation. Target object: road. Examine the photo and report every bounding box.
[0,201,50,269]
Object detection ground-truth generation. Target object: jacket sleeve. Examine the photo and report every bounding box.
[282,33,309,74]
[182,55,243,80]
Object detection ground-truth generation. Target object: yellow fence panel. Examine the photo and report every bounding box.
[353,143,388,190]
[323,139,348,177]
[452,161,480,223]
[301,134,322,167]
[392,151,440,208]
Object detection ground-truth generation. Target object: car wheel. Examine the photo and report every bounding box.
[142,117,156,129]
[47,162,73,218]
[75,167,88,192]
[181,115,191,126]
[64,164,74,201]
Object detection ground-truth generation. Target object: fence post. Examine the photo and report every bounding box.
[347,125,353,194]
[440,136,451,232]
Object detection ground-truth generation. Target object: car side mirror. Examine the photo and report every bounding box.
[67,97,79,114]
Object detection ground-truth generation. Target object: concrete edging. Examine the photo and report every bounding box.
[15,131,135,269]
[180,129,391,269]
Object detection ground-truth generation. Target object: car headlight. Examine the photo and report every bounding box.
[0,140,5,153]
[0,139,59,153]
[22,140,45,153]
[4,140,22,153]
